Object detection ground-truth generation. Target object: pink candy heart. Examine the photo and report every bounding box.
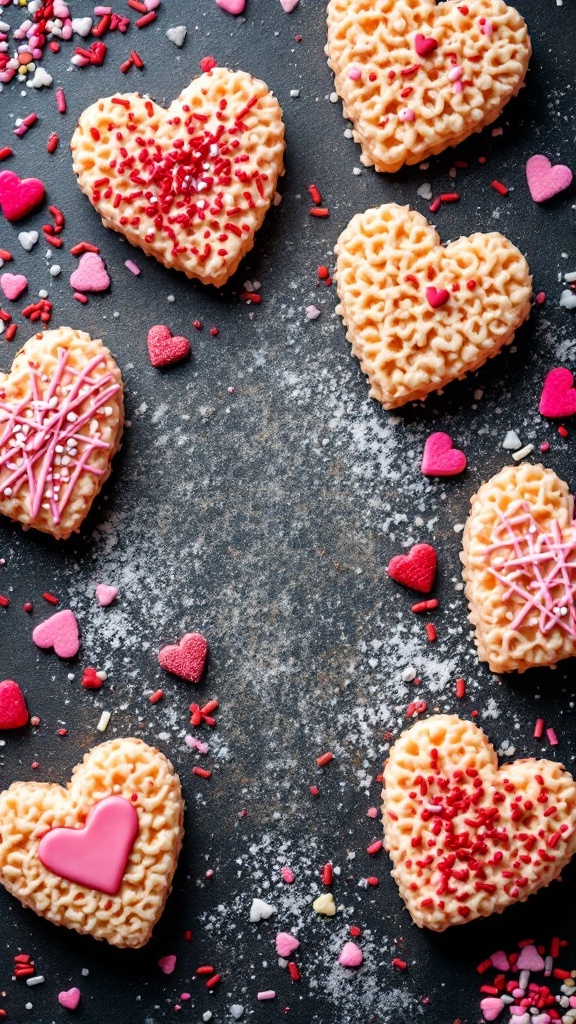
[158,954,177,974]
[33,609,80,659]
[425,286,449,309]
[338,941,363,968]
[421,431,467,476]
[275,932,300,957]
[0,272,28,301]
[539,368,576,418]
[490,950,510,971]
[526,154,573,203]
[58,988,81,1011]
[279,0,299,10]
[95,583,118,607]
[0,170,45,221]
[69,252,110,293]
[215,0,245,13]
[480,996,504,1021]
[516,944,545,972]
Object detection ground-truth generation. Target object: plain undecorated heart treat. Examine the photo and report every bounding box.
[326,0,531,173]
[526,154,573,203]
[461,463,576,674]
[382,715,576,930]
[158,632,209,683]
[69,252,110,293]
[0,170,45,221]
[335,204,532,409]
[387,542,437,593]
[0,679,28,729]
[147,325,191,368]
[0,737,184,948]
[71,67,285,288]
[0,328,124,539]
[33,609,81,659]
[421,432,466,476]
[0,273,28,301]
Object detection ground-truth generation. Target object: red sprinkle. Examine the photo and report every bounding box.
[205,973,221,990]
[193,767,212,779]
[47,133,59,154]
[43,592,59,605]
[309,785,320,797]
[316,752,334,767]
[56,87,66,114]
[0,147,13,161]
[288,962,301,982]
[322,862,333,885]
[195,966,214,976]
[149,689,164,704]
[70,241,100,256]
[0,595,9,608]
[456,677,466,699]
[411,599,439,613]
[558,425,569,438]
[310,207,329,217]
[200,56,217,73]
[491,180,509,196]
[425,623,437,642]
[429,198,442,213]
[135,10,157,27]
[308,184,322,204]
[5,323,17,342]
[367,839,383,855]
[23,602,33,613]
[439,192,460,202]
[130,50,144,69]
[392,958,407,970]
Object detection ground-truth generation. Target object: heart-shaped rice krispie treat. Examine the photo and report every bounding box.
[326,0,531,173]
[461,463,576,674]
[335,204,532,409]
[382,715,576,931]
[71,67,285,288]
[0,738,184,948]
[0,327,123,540]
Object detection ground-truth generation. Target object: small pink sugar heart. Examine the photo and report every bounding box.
[490,950,510,971]
[33,609,80,659]
[147,325,191,368]
[421,431,467,477]
[526,154,573,203]
[539,367,576,418]
[69,252,110,293]
[276,932,300,957]
[279,0,299,11]
[0,272,28,301]
[425,286,449,309]
[95,583,118,606]
[0,679,28,729]
[414,33,438,57]
[570,996,576,1009]
[158,954,177,975]
[0,170,45,221]
[516,944,545,972]
[215,0,245,13]
[58,988,81,1011]
[338,941,363,968]
[480,996,504,1021]
[158,632,208,683]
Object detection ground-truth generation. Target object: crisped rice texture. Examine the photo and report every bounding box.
[335,204,531,409]
[461,463,576,674]
[71,67,285,287]
[0,738,184,948]
[326,0,531,172]
[0,328,123,540]
[382,715,576,931]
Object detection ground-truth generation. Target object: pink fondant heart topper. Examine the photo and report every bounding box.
[421,432,467,477]
[0,679,28,729]
[32,609,81,659]
[158,632,208,683]
[69,252,110,293]
[539,368,576,419]
[0,273,28,301]
[0,171,45,222]
[526,155,573,203]
[425,286,449,309]
[147,325,191,368]
[38,795,139,895]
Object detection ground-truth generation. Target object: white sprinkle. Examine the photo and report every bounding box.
[167,294,175,303]
[38,289,48,298]
[344,128,353,139]
[559,289,576,309]
[81,969,89,977]
[329,91,338,103]
[26,977,45,987]
[289,89,300,98]
[401,666,416,682]
[352,167,361,176]
[502,430,521,450]
[512,443,534,462]
[203,1013,213,1022]
[96,710,110,732]
[454,523,464,533]
[230,1007,244,1020]
[49,264,61,277]
[249,897,275,922]
[417,182,432,201]
[564,271,576,283]
[305,305,321,320]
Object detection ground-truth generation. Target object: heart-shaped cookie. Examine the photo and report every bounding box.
[382,715,576,931]
[0,327,124,540]
[326,0,531,172]
[0,737,184,948]
[461,463,576,674]
[71,67,285,288]
[335,204,532,409]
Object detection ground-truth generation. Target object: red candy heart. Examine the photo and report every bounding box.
[421,431,467,477]
[0,679,28,729]
[158,632,208,683]
[81,667,104,690]
[388,543,437,593]
[0,170,45,222]
[147,325,191,368]
[414,33,438,57]
[425,286,449,309]
[539,368,576,419]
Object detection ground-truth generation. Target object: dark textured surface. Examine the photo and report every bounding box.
[0,1,575,1022]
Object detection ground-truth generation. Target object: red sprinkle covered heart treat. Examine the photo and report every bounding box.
[158,632,209,683]
[71,68,285,288]
[383,715,576,931]
[0,679,28,729]
[539,368,576,419]
[0,170,45,222]
[421,432,467,476]
[387,543,437,593]
[147,325,191,368]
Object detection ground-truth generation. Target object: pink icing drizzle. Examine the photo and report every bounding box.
[484,504,576,637]
[0,347,120,524]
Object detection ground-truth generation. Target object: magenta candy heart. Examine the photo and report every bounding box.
[147,325,191,368]
[421,431,467,477]
[215,0,245,12]
[516,944,545,972]
[95,583,118,606]
[33,609,80,659]
[414,33,438,57]
[158,954,177,974]
[0,170,45,221]
[0,272,28,301]
[425,286,449,309]
[275,932,300,957]
[0,679,28,729]
[539,367,576,418]
[490,950,510,971]
[526,154,573,203]
[69,252,110,293]
[58,988,81,1010]
[480,997,504,1021]
[338,941,363,968]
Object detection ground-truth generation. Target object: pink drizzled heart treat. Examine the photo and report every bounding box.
[69,252,110,293]
[33,609,80,658]
[0,273,28,301]
[158,632,209,683]
[387,543,437,593]
[147,325,191,368]
[421,432,467,477]
[526,154,573,203]
[58,988,81,1011]
[95,583,118,606]
[39,795,139,895]
[0,679,28,729]
[0,170,45,221]
[539,368,576,418]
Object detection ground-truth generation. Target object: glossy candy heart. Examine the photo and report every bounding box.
[387,542,437,593]
[421,432,467,476]
[0,679,28,729]
[158,632,209,683]
[539,368,576,418]
[526,155,573,204]
[147,325,191,368]
[0,170,45,221]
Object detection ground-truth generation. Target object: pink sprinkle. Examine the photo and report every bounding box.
[535,291,546,305]
[547,727,558,746]
[281,865,295,884]
[448,66,462,82]
[452,81,463,94]
[94,5,112,12]
[73,291,88,303]
[399,108,415,122]
[180,993,191,1001]
[56,86,66,113]
[366,807,378,819]
[534,718,545,739]
[185,734,209,754]
[481,17,493,35]
[125,259,141,276]
[540,441,550,452]
[257,991,276,1001]
[348,65,361,80]
[205,869,213,878]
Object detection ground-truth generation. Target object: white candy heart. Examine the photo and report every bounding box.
[71,17,93,36]
[166,25,187,47]
[27,66,53,89]
[249,897,275,922]
[18,230,39,251]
